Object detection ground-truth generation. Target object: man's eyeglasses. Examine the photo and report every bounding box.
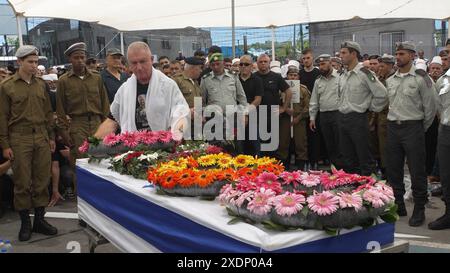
[239,63,252,67]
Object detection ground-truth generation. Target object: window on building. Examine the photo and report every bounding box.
[380,31,404,55]
[192,42,201,50]
[97,36,106,58]
[161,40,171,49]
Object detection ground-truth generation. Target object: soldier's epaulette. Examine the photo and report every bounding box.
[360,67,376,82]
[90,69,100,74]
[202,72,212,79]
[415,69,433,88]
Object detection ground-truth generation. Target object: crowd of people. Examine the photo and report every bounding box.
[1,36,450,242]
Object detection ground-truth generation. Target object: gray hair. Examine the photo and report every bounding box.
[127,42,152,57]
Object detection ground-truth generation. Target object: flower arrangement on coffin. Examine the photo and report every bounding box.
[168,141,225,160]
[280,168,377,194]
[147,154,284,198]
[109,151,165,180]
[79,131,178,159]
[220,171,398,233]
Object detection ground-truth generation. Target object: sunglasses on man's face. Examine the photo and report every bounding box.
[240,63,252,67]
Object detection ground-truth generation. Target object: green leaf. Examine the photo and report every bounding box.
[380,212,399,223]
[262,220,288,232]
[324,227,339,236]
[360,218,375,229]
[228,217,243,225]
[301,206,309,217]
[226,207,238,217]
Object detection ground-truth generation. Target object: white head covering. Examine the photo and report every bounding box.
[232,58,240,65]
[270,61,281,69]
[288,60,300,69]
[37,65,46,72]
[430,56,443,66]
[42,74,58,82]
[415,61,428,71]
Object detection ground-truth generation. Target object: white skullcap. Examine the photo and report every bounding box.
[430,56,443,66]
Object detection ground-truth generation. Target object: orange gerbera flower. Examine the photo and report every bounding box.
[186,156,199,168]
[217,168,237,182]
[237,167,258,179]
[160,171,180,189]
[178,170,196,188]
[196,171,215,188]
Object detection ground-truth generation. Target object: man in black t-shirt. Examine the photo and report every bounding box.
[239,55,264,156]
[300,49,323,170]
[255,54,293,162]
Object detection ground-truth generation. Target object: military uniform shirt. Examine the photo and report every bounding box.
[338,63,388,114]
[436,70,450,126]
[0,74,55,149]
[309,69,340,121]
[200,70,249,113]
[173,73,202,108]
[386,65,438,130]
[56,69,110,130]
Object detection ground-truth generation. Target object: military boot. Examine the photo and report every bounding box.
[32,207,58,236]
[18,210,32,242]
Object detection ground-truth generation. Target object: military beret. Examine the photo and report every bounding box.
[15,45,39,58]
[287,66,299,74]
[396,41,416,53]
[331,57,342,64]
[64,42,87,56]
[107,48,123,57]
[341,41,362,54]
[209,53,224,63]
[380,54,395,64]
[315,54,332,63]
[185,57,204,66]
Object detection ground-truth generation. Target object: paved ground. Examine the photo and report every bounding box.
[1,194,450,253]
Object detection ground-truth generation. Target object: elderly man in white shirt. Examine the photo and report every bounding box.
[95,42,189,139]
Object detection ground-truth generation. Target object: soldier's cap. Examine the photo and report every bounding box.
[107,48,123,57]
[209,53,224,63]
[64,42,87,57]
[315,54,332,63]
[15,45,39,58]
[185,56,205,66]
[395,41,416,53]
[341,41,362,54]
[380,54,395,64]
[331,57,342,64]
[287,66,299,75]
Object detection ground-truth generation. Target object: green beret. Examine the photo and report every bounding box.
[209,53,224,63]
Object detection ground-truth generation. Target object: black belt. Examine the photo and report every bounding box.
[388,120,422,125]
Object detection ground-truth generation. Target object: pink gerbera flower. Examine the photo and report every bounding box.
[247,188,276,216]
[374,183,395,203]
[280,171,302,185]
[234,191,255,208]
[300,173,321,187]
[256,172,282,194]
[119,132,139,148]
[363,189,386,208]
[337,192,363,211]
[307,191,339,216]
[78,140,90,154]
[158,131,173,143]
[103,133,120,147]
[206,145,224,155]
[273,192,306,217]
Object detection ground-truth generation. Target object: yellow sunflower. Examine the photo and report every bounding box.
[232,155,256,168]
[197,155,217,167]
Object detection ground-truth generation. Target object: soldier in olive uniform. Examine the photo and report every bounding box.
[0,46,58,241]
[338,41,388,176]
[200,53,249,153]
[386,42,438,227]
[173,57,204,139]
[56,43,110,192]
[310,54,343,170]
[278,66,310,171]
[429,69,450,230]
[377,54,396,178]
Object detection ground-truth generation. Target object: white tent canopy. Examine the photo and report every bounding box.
[7,0,450,31]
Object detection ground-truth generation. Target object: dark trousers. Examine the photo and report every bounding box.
[307,115,321,164]
[425,116,439,175]
[386,121,428,206]
[320,111,343,169]
[339,112,374,176]
[438,125,450,208]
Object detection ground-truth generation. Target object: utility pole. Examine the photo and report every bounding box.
[293,24,297,58]
[300,24,304,52]
[232,0,236,58]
